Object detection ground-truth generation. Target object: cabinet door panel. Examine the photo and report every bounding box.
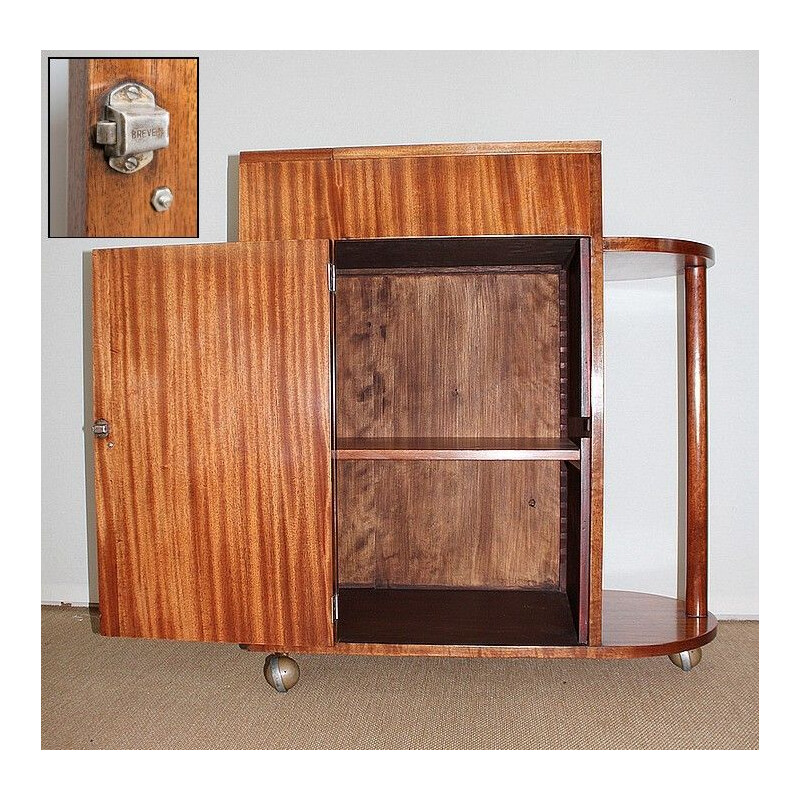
[93,241,332,646]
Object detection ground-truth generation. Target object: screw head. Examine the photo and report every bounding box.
[124,156,139,172]
[124,84,142,101]
[151,186,174,212]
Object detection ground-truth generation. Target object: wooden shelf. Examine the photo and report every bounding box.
[335,438,580,461]
[603,237,715,281]
[245,591,719,658]
[336,587,579,647]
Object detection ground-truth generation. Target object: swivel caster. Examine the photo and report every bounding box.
[668,648,702,672]
[264,653,300,693]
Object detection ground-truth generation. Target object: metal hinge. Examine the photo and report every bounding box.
[95,82,170,174]
[332,593,339,621]
[327,262,336,293]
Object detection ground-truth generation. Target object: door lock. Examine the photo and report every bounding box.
[95,82,169,174]
[91,419,110,439]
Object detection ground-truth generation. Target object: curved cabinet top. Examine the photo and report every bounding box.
[603,237,715,281]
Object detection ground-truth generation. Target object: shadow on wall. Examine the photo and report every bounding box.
[48,58,70,237]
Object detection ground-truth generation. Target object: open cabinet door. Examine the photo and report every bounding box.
[93,241,333,647]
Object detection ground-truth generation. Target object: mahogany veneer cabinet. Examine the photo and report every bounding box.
[92,141,717,691]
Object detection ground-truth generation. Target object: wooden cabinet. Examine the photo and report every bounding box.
[92,142,717,689]
[331,236,591,648]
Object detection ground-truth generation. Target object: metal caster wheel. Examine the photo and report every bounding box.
[264,653,299,693]
[668,648,702,672]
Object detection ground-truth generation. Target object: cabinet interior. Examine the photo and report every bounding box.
[333,236,590,646]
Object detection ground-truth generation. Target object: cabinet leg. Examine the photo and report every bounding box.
[264,653,300,692]
[668,648,703,672]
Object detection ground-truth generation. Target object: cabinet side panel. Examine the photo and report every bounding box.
[69,58,198,237]
[96,241,332,646]
[238,156,339,242]
[336,154,594,237]
[67,59,89,236]
[92,253,118,635]
[588,157,605,646]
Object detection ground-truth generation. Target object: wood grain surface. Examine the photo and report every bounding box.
[92,240,118,633]
[68,58,197,237]
[93,241,332,646]
[333,141,601,158]
[239,146,597,242]
[603,237,715,266]
[244,590,718,658]
[239,141,601,163]
[685,266,709,618]
[336,460,562,589]
[603,238,716,281]
[586,170,605,646]
[335,273,561,439]
[239,141,605,642]
[238,154,340,242]
[335,154,595,239]
[66,59,89,236]
[335,438,580,460]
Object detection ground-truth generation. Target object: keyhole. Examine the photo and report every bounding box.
[528,498,536,508]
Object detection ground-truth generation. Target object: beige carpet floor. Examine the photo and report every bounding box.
[41,606,758,750]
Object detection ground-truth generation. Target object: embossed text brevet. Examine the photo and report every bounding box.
[95,82,169,174]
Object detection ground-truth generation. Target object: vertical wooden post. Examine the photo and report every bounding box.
[684,264,708,618]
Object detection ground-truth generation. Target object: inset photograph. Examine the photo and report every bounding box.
[48,56,198,237]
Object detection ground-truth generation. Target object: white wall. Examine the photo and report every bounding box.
[41,51,758,616]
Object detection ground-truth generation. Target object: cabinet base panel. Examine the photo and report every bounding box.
[243,591,718,658]
[337,587,579,647]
